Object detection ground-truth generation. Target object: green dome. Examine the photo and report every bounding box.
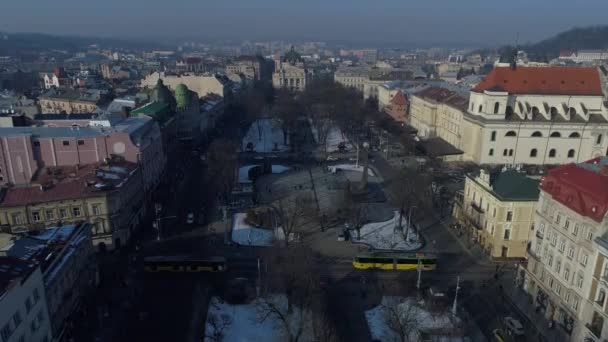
[175,83,191,109]
[151,79,176,110]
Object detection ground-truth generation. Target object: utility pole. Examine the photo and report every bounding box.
[452,276,460,315]
[416,258,422,291]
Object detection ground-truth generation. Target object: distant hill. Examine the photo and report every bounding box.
[0,31,162,55]
[525,26,608,60]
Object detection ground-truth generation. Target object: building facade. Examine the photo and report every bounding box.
[453,169,539,259]
[384,90,409,123]
[584,235,608,341]
[522,157,608,340]
[140,72,229,98]
[0,258,52,342]
[38,88,109,115]
[272,47,309,92]
[334,67,369,93]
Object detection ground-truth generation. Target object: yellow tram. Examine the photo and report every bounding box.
[352,252,437,271]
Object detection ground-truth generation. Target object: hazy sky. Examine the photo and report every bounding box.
[1,0,608,46]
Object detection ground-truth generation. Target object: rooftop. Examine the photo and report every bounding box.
[414,87,469,112]
[0,161,138,207]
[39,88,108,103]
[540,157,608,222]
[472,66,604,96]
[482,169,540,201]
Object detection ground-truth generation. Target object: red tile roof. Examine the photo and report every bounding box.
[540,158,608,223]
[472,66,604,96]
[390,90,407,106]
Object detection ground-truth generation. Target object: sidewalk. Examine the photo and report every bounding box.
[499,277,569,342]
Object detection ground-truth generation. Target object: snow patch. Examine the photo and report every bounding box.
[271,164,290,174]
[242,119,289,153]
[328,164,375,176]
[231,213,274,246]
[352,210,422,251]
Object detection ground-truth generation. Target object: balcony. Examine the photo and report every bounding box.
[470,201,485,213]
[470,218,483,231]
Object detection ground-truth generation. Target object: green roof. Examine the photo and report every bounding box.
[131,101,172,124]
[491,170,540,201]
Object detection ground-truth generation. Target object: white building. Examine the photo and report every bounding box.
[522,157,608,341]
[559,50,608,64]
[460,65,608,165]
[0,258,52,342]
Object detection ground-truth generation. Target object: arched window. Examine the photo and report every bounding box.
[598,289,606,306]
[490,131,496,141]
[569,107,577,116]
[478,105,483,113]
[494,102,500,114]
[549,149,556,158]
[550,132,561,138]
[597,134,603,145]
[550,107,558,119]
[531,131,543,137]
[568,149,575,158]
[470,103,474,111]
[489,148,494,156]
[505,131,517,137]
[569,132,580,138]
[530,149,538,157]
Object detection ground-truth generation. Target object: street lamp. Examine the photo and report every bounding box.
[405,205,417,241]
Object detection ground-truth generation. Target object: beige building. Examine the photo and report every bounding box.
[38,88,108,114]
[522,158,608,340]
[409,87,468,150]
[334,67,369,93]
[453,168,539,259]
[0,161,144,250]
[141,72,229,98]
[272,48,309,92]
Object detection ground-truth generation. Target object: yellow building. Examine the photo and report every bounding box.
[38,88,107,114]
[453,168,539,259]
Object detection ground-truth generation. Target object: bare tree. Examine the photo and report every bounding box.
[272,89,300,145]
[382,298,420,342]
[389,167,433,237]
[275,193,315,247]
[206,138,238,203]
[204,313,233,342]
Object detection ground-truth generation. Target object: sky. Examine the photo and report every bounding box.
[1,0,608,47]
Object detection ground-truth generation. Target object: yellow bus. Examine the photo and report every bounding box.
[352,252,437,271]
[143,256,227,273]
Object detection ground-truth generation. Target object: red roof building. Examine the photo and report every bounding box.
[540,157,608,223]
[472,66,604,96]
[384,90,409,123]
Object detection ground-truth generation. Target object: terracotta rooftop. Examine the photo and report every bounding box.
[0,161,138,207]
[390,90,407,106]
[540,157,608,223]
[472,66,604,96]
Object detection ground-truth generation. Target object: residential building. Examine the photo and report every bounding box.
[175,57,206,73]
[0,257,52,342]
[272,47,310,92]
[559,50,608,64]
[226,56,270,81]
[334,67,369,93]
[585,234,608,341]
[140,71,230,98]
[354,49,378,64]
[41,67,69,89]
[0,116,164,193]
[452,168,539,259]
[410,87,469,149]
[384,90,409,123]
[4,223,97,339]
[461,66,608,165]
[0,161,144,249]
[522,157,608,340]
[38,88,110,114]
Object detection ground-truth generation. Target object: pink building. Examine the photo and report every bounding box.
[0,116,165,192]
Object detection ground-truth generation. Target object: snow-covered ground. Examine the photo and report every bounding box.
[231,213,274,246]
[352,211,422,251]
[242,119,289,153]
[238,164,291,184]
[204,295,313,342]
[325,126,353,152]
[328,163,375,176]
[365,296,460,342]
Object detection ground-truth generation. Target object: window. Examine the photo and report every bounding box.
[567,247,575,259]
[548,149,556,158]
[573,297,580,310]
[555,214,561,224]
[30,320,37,333]
[77,139,85,146]
[568,149,575,158]
[547,254,554,267]
[573,224,579,236]
[493,208,496,217]
[531,131,543,137]
[587,230,594,241]
[505,130,517,137]
[13,311,22,327]
[564,268,570,281]
[32,211,41,222]
[548,278,554,288]
[506,211,513,222]
[566,292,571,303]
[582,254,588,266]
[504,229,511,240]
[556,260,562,273]
[36,310,44,323]
[490,131,496,141]
[569,132,580,138]
[45,210,54,220]
[11,213,23,225]
[556,284,562,296]
[72,207,81,217]
[494,102,500,114]
[503,149,508,156]
[558,240,566,253]
[489,148,494,156]
[479,105,483,113]
[508,149,514,156]
[530,148,538,157]
[577,275,584,289]
[92,204,101,216]
[1,323,12,341]
[550,132,561,138]
[59,208,68,219]
[62,140,70,146]
[33,141,40,147]
[33,288,40,303]
[597,134,603,145]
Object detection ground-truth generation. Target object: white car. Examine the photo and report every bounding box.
[186,213,194,224]
[503,316,524,336]
[326,155,338,161]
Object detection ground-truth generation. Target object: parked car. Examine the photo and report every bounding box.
[186,212,194,224]
[503,316,524,336]
[326,155,339,161]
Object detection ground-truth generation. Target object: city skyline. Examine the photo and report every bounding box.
[1,0,608,46]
